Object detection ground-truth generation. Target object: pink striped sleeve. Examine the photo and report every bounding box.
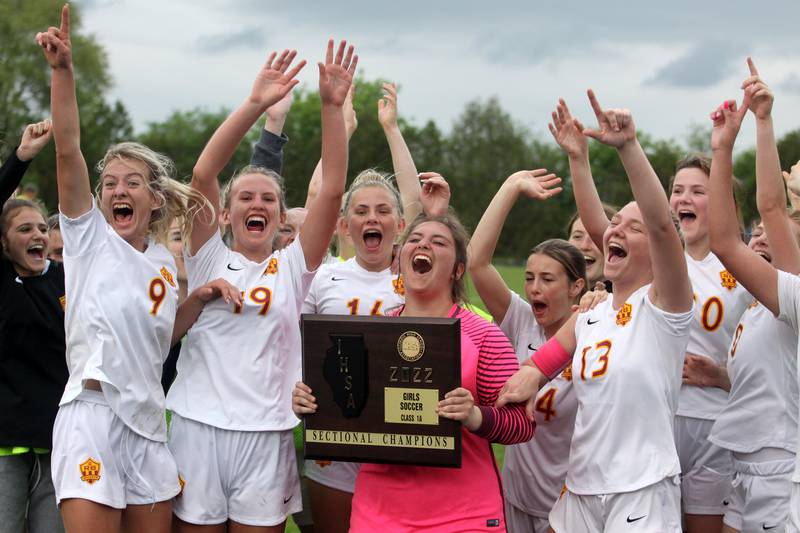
[460,310,536,445]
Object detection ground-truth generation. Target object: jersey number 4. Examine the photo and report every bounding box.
[535,388,557,421]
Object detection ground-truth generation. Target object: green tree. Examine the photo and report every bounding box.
[0,0,132,210]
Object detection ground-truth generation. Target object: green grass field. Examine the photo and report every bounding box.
[285,266,525,532]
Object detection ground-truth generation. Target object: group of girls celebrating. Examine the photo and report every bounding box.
[2,3,799,532]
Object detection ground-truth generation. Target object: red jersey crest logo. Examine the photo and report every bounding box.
[616,303,633,326]
[160,267,176,288]
[79,458,101,484]
[392,275,405,296]
[263,258,278,276]
[720,270,737,290]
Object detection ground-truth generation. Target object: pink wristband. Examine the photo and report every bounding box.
[530,337,571,379]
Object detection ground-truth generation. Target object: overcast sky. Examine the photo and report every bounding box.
[79,0,800,149]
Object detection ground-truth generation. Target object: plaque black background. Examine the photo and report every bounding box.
[301,314,462,467]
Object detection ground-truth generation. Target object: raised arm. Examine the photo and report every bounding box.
[250,92,294,175]
[709,94,781,314]
[467,170,562,323]
[304,86,358,209]
[584,90,691,313]
[0,120,52,203]
[190,50,305,253]
[298,40,357,271]
[378,83,422,222]
[550,98,608,248]
[36,5,91,218]
[745,58,800,274]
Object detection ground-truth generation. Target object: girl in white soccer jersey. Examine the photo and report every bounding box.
[706,59,800,533]
[668,151,751,533]
[37,7,239,533]
[165,41,354,532]
[301,169,449,531]
[468,169,588,533]
[497,92,694,533]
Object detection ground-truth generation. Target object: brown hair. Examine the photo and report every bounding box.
[0,199,47,255]
[528,239,588,302]
[400,213,470,304]
[566,203,618,237]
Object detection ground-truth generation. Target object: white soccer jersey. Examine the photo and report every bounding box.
[499,291,577,518]
[567,285,693,495]
[709,300,798,454]
[776,270,800,482]
[678,252,751,419]
[166,232,315,431]
[302,258,405,491]
[303,258,405,317]
[59,201,178,441]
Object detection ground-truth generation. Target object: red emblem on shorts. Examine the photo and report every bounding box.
[315,460,332,468]
[616,303,633,326]
[79,458,101,484]
[720,270,737,290]
[59,295,66,310]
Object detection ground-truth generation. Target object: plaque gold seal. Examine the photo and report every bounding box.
[397,331,425,362]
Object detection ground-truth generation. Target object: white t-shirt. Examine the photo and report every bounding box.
[776,270,800,481]
[678,252,751,419]
[567,285,693,494]
[500,291,577,517]
[59,201,178,441]
[166,232,315,431]
[709,299,798,454]
[303,258,404,317]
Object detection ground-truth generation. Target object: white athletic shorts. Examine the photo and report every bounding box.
[674,415,733,515]
[548,476,682,533]
[723,451,794,532]
[51,389,180,509]
[504,501,550,533]
[304,459,359,493]
[785,482,800,533]
[168,413,301,526]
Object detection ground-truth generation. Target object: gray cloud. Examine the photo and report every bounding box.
[780,73,800,94]
[646,42,745,88]
[195,27,266,54]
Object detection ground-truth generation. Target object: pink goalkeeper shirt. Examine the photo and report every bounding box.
[349,305,535,532]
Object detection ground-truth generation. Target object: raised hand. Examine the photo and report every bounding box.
[583,90,637,149]
[16,119,53,162]
[548,99,588,158]
[265,90,294,123]
[249,50,306,110]
[344,85,358,137]
[35,4,72,69]
[741,57,773,120]
[378,82,398,129]
[318,39,358,107]
[710,98,748,152]
[419,171,451,217]
[783,161,800,197]
[509,169,562,201]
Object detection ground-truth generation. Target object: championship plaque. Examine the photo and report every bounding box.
[301,314,462,467]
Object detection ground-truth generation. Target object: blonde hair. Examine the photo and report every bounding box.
[342,169,403,218]
[95,142,211,244]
